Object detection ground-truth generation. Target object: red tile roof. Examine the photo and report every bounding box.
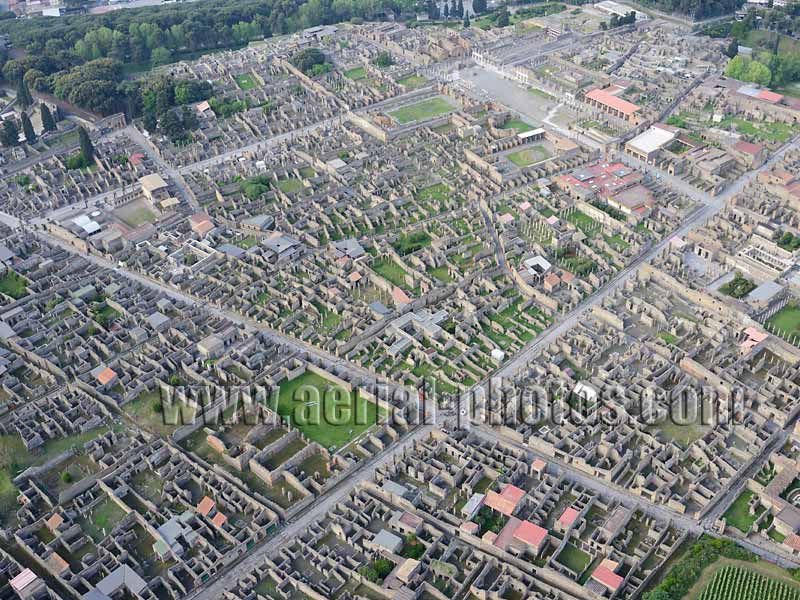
[784,533,800,551]
[592,565,624,591]
[586,88,640,115]
[559,507,580,527]
[211,512,227,528]
[757,90,783,103]
[197,496,215,517]
[392,286,411,305]
[513,520,548,549]
[733,140,764,155]
[96,367,117,386]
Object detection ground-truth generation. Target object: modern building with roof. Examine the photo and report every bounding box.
[583,87,642,124]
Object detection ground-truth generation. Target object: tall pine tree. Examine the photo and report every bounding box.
[78,126,94,162]
[1,120,18,147]
[20,112,35,144]
[16,78,32,110]
[40,104,56,133]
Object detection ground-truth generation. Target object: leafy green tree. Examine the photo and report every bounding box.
[151,46,172,66]
[373,51,394,67]
[20,112,35,144]
[473,0,487,14]
[40,104,57,132]
[464,14,470,27]
[291,48,327,74]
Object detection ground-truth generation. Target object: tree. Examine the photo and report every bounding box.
[78,126,94,162]
[16,77,32,109]
[20,112,35,144]
[464,14,471,27]
[443,1,450,19]
[151,46,172,66]
[496,7,510,26]
[40,104,57,133]
[473,0,486,14]
[373,51,394,68]
[1,119,18,147]
[457,0,463,17]
[725,37,739,59]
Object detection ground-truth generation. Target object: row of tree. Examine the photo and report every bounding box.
[1,103,58,148]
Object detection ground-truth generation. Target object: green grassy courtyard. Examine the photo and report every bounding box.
[234,73,258,90]
[0,270,28,299]
[275,371,383,450]
[389,97,455,124]
[766,304,800,346]
[344,66,367,80]
[506,145,551,167]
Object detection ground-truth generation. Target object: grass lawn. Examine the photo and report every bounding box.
[389,97,455,124]
[277,178,304,194]
[118,206,156,227]
[415,183,451,203]
[500,119,534,133]
[80,496,127,542]
[234,73,258,90]
[0,427,111,522]
[720,116,797,144]
[0,270,28,299]
[344,66,367,80]
[528,86,555,101]
[566,210,600,237]
[397,74,427,89]
[766,304,800,346]
[557,544,592,573]
[123,388,197,438]
[658,332,678,345]
[605,234,630,250]
[276,371,383,451]
[723,490,763,534]
[507,145,551,167]
[428,266,453,283]
[372,258,409,288]
[237,236,258,249]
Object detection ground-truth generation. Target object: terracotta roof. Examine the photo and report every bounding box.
[211,512,227,528]
[733,140,764,155]
[513,520,548,548]
[544,273,561,287]
[46,513,64,531]
[96,367,117,385]
[348,271,362,283]
[784,533,800,551]
[485,490,518,516]
[500,484,525,503]
[559,507,580,527]
[592,564,624,591]
[585,88,640,115]
[46,552,69,573]
[532,458,547,471]
[485,485,525,516]
[392,286,412,305]
[460,521,480,534]
[197,496,215,517]
[758,89,783,103]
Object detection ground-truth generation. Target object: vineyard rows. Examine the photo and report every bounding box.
[697,565,800,600]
